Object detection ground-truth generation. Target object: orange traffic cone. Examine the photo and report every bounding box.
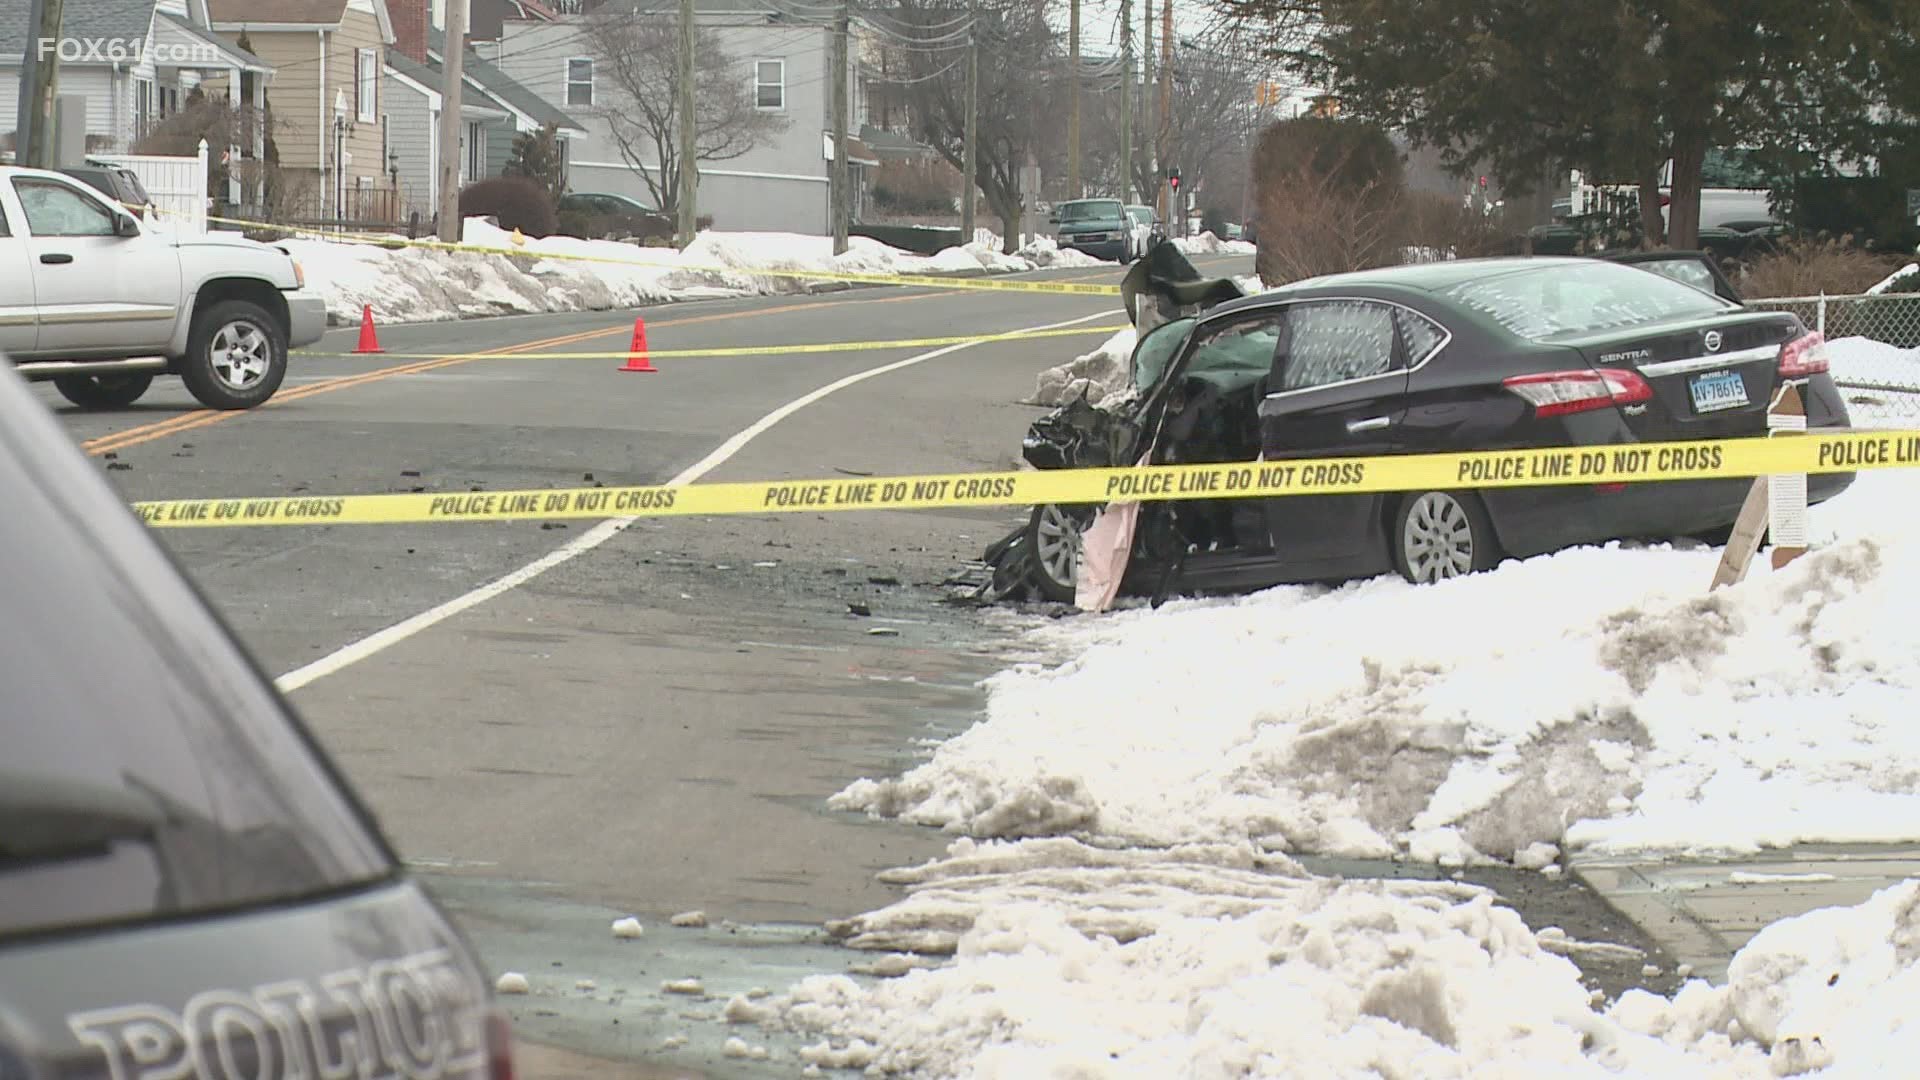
[619,315,656,373]
[353,304,384,354]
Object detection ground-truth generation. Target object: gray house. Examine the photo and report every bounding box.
[423,26,584,181]
[382,50,512,220]
[483,0,878,233]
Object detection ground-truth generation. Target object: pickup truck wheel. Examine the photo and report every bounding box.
[181,300,287,410]
[53,372,154,409]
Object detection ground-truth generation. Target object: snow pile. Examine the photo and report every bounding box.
[835,480,1920,864]
[1030,328,1139,407]
[768,838,1920,1077]
[283,219,1063,325]
[1014,234,1114,268]
[1827,336,1920,395]
[1865,263,1918,295]
[1173,231,1258,256]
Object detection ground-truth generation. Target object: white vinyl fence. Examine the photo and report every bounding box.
[88,138,209,234]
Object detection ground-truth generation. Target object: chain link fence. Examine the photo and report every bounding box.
[1749,293,1920,426]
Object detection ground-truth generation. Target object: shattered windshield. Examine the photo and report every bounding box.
[1131,317,1195,391]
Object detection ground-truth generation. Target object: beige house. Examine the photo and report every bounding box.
[208,0,397,220]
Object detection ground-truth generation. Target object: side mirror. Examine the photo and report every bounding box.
[1047,214,1059,225]
[112,212,140,237]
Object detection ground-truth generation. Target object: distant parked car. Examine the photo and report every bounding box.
[1050,198,1132,262]
[1125,204,1163,259]
[58,162,153,212]
[558,191,673,242]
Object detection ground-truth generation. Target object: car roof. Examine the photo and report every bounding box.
[1059,197,1122,206]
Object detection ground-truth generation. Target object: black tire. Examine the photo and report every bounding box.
[1026,504,1094,603]
[180,299,288,410]
[1391,491,1501,583]
[53,372,153,409]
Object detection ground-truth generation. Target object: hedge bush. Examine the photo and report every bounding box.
[458,176,557,238]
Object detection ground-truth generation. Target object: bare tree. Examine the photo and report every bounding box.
[884,0,1060,252]
[587,7,789,215]
[1083,28,1266,211]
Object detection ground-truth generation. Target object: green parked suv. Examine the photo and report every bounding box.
[1050,198,1131,262]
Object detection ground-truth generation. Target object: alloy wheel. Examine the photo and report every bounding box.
[1033,504,1087,592]
[210,320,272,391]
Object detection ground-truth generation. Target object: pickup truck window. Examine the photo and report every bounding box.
[14,179,115,237]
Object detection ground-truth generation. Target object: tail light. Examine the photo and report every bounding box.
[1779,331,1830,378]
[1503,369,1653,417]
[486,1010,517,1080]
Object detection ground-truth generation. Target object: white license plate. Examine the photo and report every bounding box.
[1689,370,1749,413]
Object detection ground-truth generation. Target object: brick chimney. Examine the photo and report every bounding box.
[390,0,429,63]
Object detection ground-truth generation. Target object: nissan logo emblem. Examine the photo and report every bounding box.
[1704,330,1723,353]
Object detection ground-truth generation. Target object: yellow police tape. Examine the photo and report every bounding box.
[154,206,1126,297]
[131,430,1920,529]
[292,324,1130,360]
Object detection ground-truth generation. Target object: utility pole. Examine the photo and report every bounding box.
[961,3,977,244]
[676,0,697,246]
[830,0,850,254]
[1067,0,1080,198]
[435,0,466,242]
[1118,0,1130,206]
[1142,0,1153,204]
[16,0,65,168]
[1159,0,1173,234]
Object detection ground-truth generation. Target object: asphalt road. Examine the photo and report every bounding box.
[50,253,1677,1076]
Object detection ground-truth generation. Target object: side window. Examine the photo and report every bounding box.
[0,199,10,237]
[1273,300,1401,391]
[14,179,116,237]
[1395,307,1447,366]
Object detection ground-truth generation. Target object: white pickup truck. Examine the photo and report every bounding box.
[0,165,325,410]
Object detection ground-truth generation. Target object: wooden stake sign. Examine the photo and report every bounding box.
[1710,381,1808,590]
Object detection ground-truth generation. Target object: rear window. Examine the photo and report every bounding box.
[0,415,393,941]
[1444,261,1734,341]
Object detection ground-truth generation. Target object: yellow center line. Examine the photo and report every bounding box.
[81,290,950,458]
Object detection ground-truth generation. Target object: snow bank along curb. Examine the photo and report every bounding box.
[284,220,1115,326]
[755,837,1920,1077]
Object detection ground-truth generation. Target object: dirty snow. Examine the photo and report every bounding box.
[494,972,530,995]
[283,219,1072,325]
[835,458,1920,864]
[611,916,644,938]
[1173,231,1258,256]
[1030,328,1139,406]
[762,838,1920,1077]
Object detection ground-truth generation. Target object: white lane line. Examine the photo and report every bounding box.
[274,307,1119,693]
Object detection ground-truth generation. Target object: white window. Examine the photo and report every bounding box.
[566,57,594,107]
[134,79,152,136]
[356,48,378,124]
[754,59,784,111]
[465,121,484,182]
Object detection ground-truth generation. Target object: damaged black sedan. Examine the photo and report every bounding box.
[995,248,1855,606]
